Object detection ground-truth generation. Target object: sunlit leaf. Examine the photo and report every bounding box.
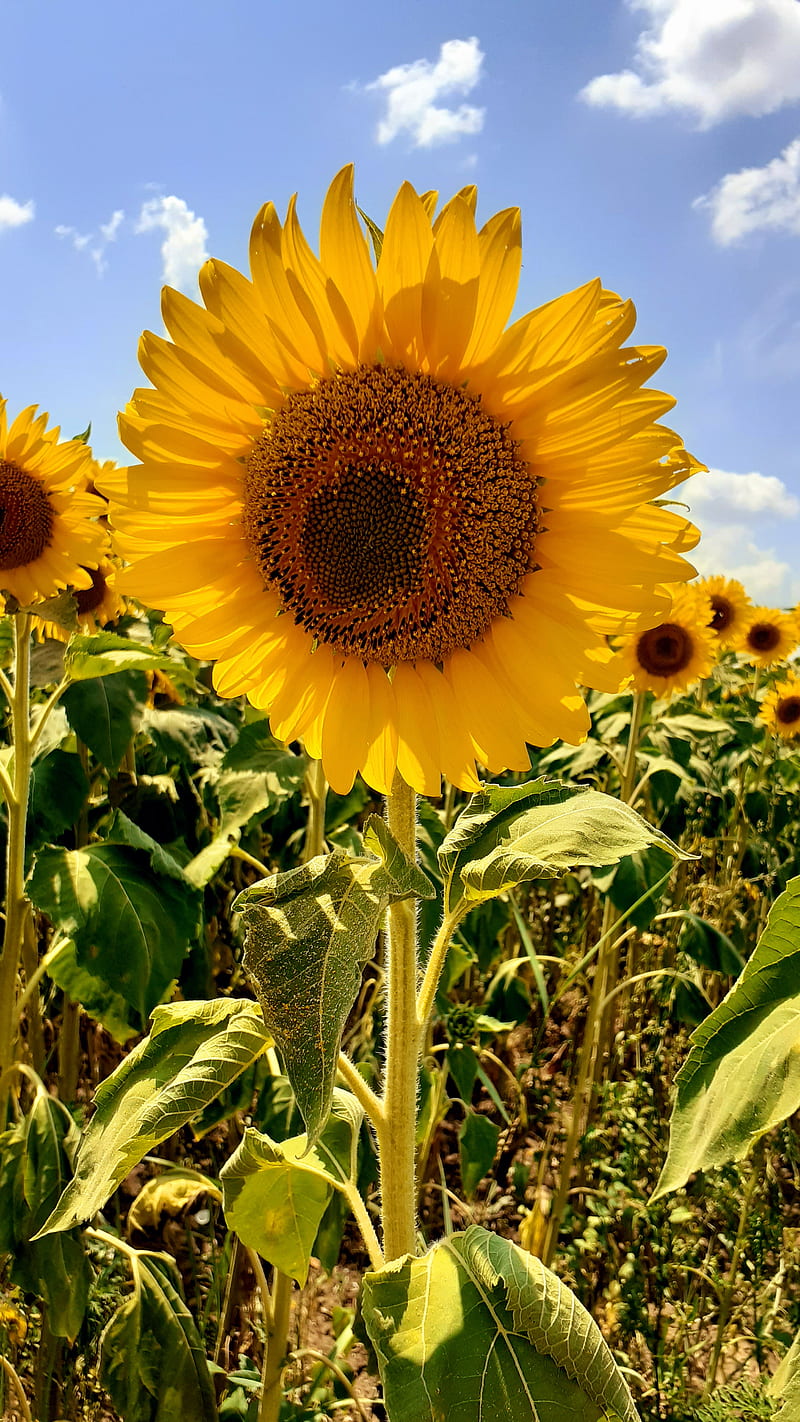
[37,998,271,1235]
[362,1225,639,1421]
[237,816,434,1143]
[64,630,175,680]
[654,876,800,1200]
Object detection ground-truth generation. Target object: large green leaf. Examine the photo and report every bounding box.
[27,814,201,1021]
[46,938,140,1043]
[362,1225,639,1421]
[27,748,89,850]
[768,1329,800,1419]
[653,877,800,1200]
[237,816,433,1143]
[185,723,307,887]
[220,1090,363,1284]
[99,1249,218,1422]
[64,630,176,680]
[37,998,271,1235]
[62,669,148,771]
[439,778,683,915]
[0,1084,91,1340]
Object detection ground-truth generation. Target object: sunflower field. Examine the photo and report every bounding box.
[2,171,800,1422]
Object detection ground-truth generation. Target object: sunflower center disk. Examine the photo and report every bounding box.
[710,596,733,633]
[0,461,54,572]
[749,622,780,652]
[243,364,539,665]
[777,696,800,726]
[636,623,692,677]
[75,565,107,614]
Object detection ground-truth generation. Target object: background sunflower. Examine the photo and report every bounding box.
[695,574,752,649]
[759,675,800,739]
[613,585,717,698]
[736,607,798,669]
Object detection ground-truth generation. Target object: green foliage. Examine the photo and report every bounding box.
[362,1225,639,1421]
[62,668,148,771]
[98,1246,218,1422]
[37,998,271,1234]
[655,875,800,1199]
[458,1110,500,1198]
[237,816,433,1142]
[64,630,177,680]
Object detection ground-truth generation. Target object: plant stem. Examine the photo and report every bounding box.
[303,759,328,863]
[416,909,464,1030]
[0,615,34,1086]
[0,1356,33,1422]
[702,1151,761,1400]
[336,1050,385,1128]
[258,1267,293,1422]
[377,770,419,1262]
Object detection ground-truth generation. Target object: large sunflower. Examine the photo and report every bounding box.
[695,574,752,648]
[101,167,702,795]
[736,607,798,669]
[0,397,106,604]
[613,586,717,697]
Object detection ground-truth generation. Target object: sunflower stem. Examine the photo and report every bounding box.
[377,770,420,1261]
[0,614,34,1092]
[303,759,328,863]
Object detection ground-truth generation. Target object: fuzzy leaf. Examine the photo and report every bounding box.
[237,816,433,1143]
[439,777,684,915]
[654,876,800,1200]
[362,1225,639,1421]
[37,999,271,1235]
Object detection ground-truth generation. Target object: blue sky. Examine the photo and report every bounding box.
[3,0,800,602]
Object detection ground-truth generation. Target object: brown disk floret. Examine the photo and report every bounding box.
[635,622,694,677]
[0,461,54,570]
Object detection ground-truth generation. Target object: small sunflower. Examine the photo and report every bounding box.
[0,397,106,604]
[614,586,717,697]
[695,574,752,648]
[33,556,127,641]
[736,607,798,668]
[760,675,800,739]
[102,167,702,795]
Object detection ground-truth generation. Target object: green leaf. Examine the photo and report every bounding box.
[64,630,176,680]
[36,998,271,1235]
[220,1090,363,1284]
[0,1084,90,1340]
[21,590,78,632]
[27,749,89,850]
[142,704,238,768]
[458,1111,500,1199]
[439,777,684,915]
[654,877,800,1200]
[62,669,148,771]
[362,1225,639,1421]
[27,828,201,1021]
[237,816,433,1143]
[99,1249,218,1422]
[46,938,140,1042]
[592,846,676,930]
[768,1329,800,1419]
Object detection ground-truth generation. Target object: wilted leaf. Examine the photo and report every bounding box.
[37,998,271,1235]
[362,1225,639,1421]
[237,816,433,1143]
[128,1169,222,1239]
[439,777,684,915]
[654,876,800,1200]
[99,1249,218,1422]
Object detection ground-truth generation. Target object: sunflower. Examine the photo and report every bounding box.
[736,607,798,668]
[760,675,800,739]
[0,397,106,604]
[695,574,752,648]
[613,586,717,697]
[33,556,127,641]
[101,166,702,795]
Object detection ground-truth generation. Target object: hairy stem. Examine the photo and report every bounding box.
[0,615,34,1087]
[258,1267,293,1422]
[377,771,419,1262]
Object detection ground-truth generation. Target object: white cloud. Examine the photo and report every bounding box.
[580,0,800,127]
[365,37,485,148]
[135,195,209,291]
[55,208,127,275]
[100,208,125,242]
[694,137,800,244]
[677,465,800,602]
[0,194,34,231]
[682,467,799,518]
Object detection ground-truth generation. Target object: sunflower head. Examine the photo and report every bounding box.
[736,607,798,668]
[32,556,127,642]
[102,166,703,795]
[760,675,800,739]
[0,397,107,604]
[614,585,717,697]
[695,574,752,647]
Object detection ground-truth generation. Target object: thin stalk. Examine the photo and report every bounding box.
[377,771,419,1262]
[258,1267,293,1422]
[702,1152,761,1400]
[415,908,465,1031]
[28,675,71,757]
[338,1179,383,1270]
[303,759,328,863]
[0,614,34,1084]
[336,1050,385,1128]
[294,1348,371,1422]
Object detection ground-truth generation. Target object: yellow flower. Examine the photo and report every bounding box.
[736,607,798,668]
[33,556,127,641]
[614,586,717,697]
[695,574,752,648]
[101,167,702,795]
[0,397,106,604]
[760,675,800,739]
